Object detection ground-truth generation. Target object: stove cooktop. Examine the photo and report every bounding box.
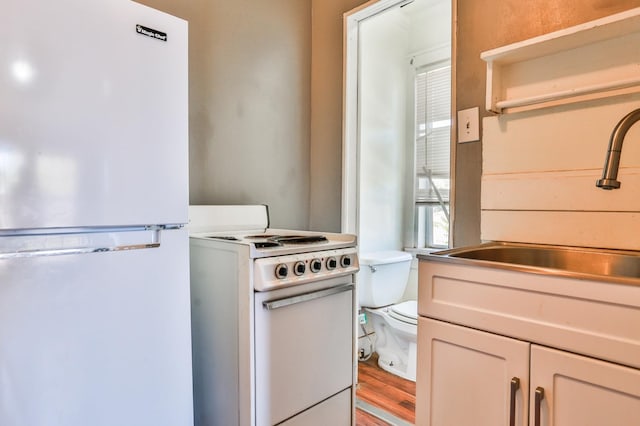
[190,228,356,258]
[207,234,329,248]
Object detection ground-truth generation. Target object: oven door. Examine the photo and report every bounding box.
[254,277,354,426]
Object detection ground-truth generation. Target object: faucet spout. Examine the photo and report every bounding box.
[596,108,640,190]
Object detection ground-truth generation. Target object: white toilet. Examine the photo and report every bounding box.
[358,251,417,381]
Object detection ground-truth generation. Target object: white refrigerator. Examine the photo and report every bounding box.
[0,1,193,425]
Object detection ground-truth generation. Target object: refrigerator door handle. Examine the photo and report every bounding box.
[0,227,171,259]
[0,242,161,259]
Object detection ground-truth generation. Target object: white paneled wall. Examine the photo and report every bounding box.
[481,95,640,250]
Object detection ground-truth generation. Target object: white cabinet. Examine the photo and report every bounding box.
[416,251,640,425]
[417,318,640,426]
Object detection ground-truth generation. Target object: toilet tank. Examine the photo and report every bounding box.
[358,251,413,308]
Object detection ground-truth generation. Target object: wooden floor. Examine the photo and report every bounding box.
[355,353,416,425]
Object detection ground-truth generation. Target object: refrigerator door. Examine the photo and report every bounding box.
[0,228,193,426]
[0,0,188,229]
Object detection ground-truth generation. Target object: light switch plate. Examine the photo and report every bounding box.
[457,107,479,143]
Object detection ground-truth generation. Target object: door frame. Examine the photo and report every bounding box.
[341,0,457,247]
[342,0,407,234]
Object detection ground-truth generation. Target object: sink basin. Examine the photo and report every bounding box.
[426,242,640,284]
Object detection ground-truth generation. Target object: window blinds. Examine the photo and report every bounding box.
[415,64,451,203]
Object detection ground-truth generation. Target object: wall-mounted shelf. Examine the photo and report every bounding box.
[481,7,640,114]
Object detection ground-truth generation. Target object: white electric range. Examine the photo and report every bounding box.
[188,205,358,426]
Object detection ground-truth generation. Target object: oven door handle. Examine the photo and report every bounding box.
[262,284,354,310]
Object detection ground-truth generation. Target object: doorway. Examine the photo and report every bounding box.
[343,0,452,424]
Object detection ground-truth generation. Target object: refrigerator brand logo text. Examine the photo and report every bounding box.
[136,25,167,42]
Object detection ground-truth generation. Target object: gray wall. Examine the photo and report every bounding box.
[136,0,312,229]
[137,0,640,244]
[136,0,374,231]
[309,0,370,231]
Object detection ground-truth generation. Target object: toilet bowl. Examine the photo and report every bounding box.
[358,251,417,381]
[366,300,418,381]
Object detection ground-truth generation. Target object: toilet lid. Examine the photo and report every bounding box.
[360,250,412,265]
[389,300,417,325]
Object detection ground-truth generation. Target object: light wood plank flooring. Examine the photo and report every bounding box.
[355,353,416,425]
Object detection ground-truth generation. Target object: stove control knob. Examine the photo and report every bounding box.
[326,257,337,270]
[294,261,306,276]
[340,255,352,268]
[275,264,288,279]
[310,258,322,273]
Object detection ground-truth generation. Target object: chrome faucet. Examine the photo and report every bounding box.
[596,108,640,190]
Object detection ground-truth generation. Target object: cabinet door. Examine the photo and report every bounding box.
[530,345,640,426]
[416,318,530,426]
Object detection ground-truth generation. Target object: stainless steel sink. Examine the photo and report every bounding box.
[425,242,640,284]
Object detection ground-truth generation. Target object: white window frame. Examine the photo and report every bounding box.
[407,47,451,251]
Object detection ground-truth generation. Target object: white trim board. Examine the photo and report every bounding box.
[481,210,640,250]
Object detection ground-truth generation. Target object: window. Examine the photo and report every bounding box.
[413,63,451,248]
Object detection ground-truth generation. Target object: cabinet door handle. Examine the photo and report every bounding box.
[534,386,545,426]
[509,377,520,426]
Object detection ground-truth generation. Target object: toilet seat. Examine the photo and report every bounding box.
[389,300,417,325]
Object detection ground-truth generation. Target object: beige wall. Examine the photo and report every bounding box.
[453,0,640,247]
